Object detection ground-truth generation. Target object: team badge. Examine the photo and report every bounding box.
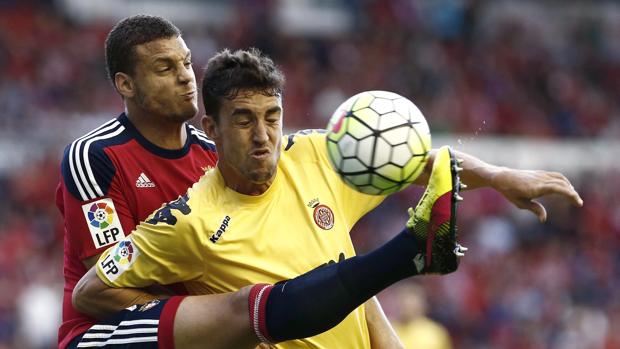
[311,201,335,230]
[82,198,125,249]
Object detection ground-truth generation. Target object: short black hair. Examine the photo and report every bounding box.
[201,48,285,121]
[105,15,181,84]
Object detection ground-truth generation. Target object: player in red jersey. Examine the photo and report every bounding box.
[55,15,217,348]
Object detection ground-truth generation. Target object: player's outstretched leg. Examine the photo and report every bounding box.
[251,146,466,344]
[71,146,466,349]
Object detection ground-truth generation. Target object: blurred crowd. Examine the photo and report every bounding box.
[0,1,619,348]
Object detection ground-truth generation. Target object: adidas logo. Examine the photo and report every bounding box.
[136,173,156,188]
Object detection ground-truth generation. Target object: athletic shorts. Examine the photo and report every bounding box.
[67,296,185,349]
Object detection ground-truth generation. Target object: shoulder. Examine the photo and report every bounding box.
[60,117,131,201]
[144,192,194,227]
[282,129,327,156]
[187,124,217,153]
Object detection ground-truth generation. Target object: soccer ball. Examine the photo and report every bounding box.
[325,90,431,195]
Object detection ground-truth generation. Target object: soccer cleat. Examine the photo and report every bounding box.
[406,146,466,274]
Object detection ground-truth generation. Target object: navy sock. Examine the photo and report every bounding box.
[257,230,420,342]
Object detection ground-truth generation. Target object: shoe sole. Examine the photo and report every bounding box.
[428,147,461,273]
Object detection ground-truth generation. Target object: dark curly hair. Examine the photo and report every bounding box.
[201,48,285,122]
[105,15,181,85]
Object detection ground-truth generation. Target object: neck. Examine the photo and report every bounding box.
[217,162,275,196]
[125,105,187,150]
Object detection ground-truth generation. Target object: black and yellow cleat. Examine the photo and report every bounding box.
[407,146,467,274]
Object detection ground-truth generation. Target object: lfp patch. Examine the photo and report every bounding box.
[82,198,125,249]
[113,239,135,265]
[99,237,140,283]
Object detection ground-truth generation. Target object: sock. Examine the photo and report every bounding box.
[248,229,421,343]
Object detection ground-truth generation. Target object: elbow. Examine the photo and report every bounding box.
[72,275,89,313]
[72,268,98,314]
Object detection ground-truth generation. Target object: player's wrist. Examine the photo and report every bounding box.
[488,166,513,191]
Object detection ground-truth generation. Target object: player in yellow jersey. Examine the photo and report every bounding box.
[73,48,583,349]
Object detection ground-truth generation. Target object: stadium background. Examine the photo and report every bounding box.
[1,0,619,348]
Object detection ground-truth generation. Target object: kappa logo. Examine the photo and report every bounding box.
[82,198,126,249]
[136,172,156,188]
[146,194,191,226]
[209,216,231,243]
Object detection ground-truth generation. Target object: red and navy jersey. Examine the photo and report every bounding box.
[55,113,217,349]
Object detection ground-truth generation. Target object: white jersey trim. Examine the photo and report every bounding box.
[68,119,125,201]
[188,125,215,145]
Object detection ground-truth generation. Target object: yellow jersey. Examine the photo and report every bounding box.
[97,131,385,348]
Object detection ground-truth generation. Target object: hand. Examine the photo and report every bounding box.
[490,168,583,222]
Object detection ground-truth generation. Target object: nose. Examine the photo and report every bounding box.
[178,63,194,85]
[253,120,269,145]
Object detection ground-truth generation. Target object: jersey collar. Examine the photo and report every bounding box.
[118,113,193,159]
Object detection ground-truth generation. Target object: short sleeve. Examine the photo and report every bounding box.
[96,194,205,288]
[57,142,135,260]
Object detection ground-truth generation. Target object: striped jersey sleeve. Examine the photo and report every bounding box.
[58,118,134,260]
[187,124,217,153]
[61,118,125,201]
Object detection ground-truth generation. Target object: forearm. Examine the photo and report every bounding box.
[415,147,582,222]
[73,267,163,320]
[414,148,503,190]
[365,297,404,349]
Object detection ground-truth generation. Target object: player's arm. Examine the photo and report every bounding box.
[58,143,168,313]
[414,148,583,221]
[365,297,404,349]
[73,266,162,319]
[74,195,203,318]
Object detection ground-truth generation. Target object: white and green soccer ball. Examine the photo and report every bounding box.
[326,90,431,195]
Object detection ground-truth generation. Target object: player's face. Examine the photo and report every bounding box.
[208,91,282,188]
[130,36,197,122]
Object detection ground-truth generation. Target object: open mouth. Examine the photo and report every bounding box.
[250,149,270,159]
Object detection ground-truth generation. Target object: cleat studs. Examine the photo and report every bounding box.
[454,194,464,201]
[460,182,468,190]
[455,166,464,172]
[457,158,464,164]
[454,244,468,256]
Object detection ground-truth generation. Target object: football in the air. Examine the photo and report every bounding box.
[325,90,431,195]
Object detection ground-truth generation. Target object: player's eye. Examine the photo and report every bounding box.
[184,61,192,68]
[235,118,252,126]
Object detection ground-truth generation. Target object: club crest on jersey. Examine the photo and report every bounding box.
[99,237,140,283]
[308,199,334,230]
[82,198,126,249]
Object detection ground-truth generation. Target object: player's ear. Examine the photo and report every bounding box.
[202,115,219,141]
[114,72,134,99]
